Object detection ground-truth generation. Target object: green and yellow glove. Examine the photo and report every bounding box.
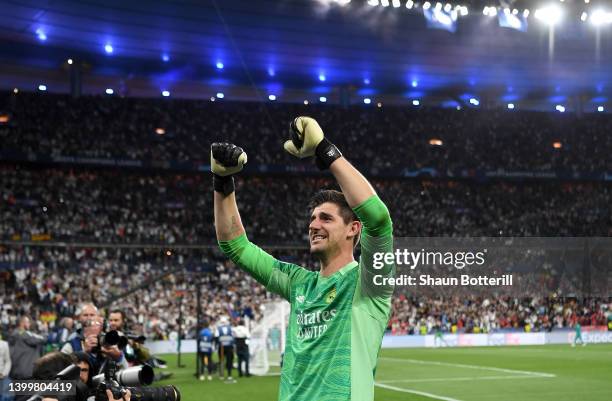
[284,116,342,170]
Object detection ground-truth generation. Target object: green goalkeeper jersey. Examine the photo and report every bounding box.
[219,195,394,401]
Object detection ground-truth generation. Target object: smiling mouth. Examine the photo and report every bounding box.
[311,234,326,243]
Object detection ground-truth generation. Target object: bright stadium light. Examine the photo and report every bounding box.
[105,88,114,95]
[523,9,530,18]
[367,0,379,6]
[381,0,389,7]
[363,98,371,104]
[406,0,414,9]
[216,61,224,69]
[598,105,604,112]
[507,103,515,109]
[104,43,113,54]
[411,80,418,87]
[512,9,519,15]
[483,6,497,16]
[304,100,309,105]
[534,5,563,26]
[318,74,326,82]
[555,104,565,112]
[268,94,277,101]
[67,58,73,65]
[319,96,327,102]
[392,0,401,8]
[412,99,420,106]
[581,12,588,22]
[423,2,431,10]
[435,2,442,11]
[38,84,47,91]
[162,54,170,62]
[364,78,371,85]
[590,10,612,26]
[444,3,451,12]
[161,90,170,97]
[36,28,47,41]
[553,141,562,149]
[216,92,225,99]
[459,6,468,16]
[469,98,479,106]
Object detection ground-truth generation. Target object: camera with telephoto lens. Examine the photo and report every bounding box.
[99,330,129,350]
[93,359,180,401]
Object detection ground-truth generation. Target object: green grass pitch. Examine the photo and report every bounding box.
[155,344,612,401]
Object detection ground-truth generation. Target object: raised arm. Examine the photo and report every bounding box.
[284,117,391,235]
[211,143,247,241]
[214,191,245,241]
[285,117,394,305]
[211,142,313,300]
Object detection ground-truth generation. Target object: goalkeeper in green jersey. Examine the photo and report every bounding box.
[211,116,395,401]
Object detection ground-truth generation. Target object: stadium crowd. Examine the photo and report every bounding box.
[0,244,610,342]
[2,166,611,245]
[0,93,610,380]
[1,92,612,173]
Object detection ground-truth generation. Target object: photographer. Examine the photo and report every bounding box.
[61,304,100,355]
[29,351,129,401]
[72,352,92,386]
[62,319,128,375]
[108,310,169,381]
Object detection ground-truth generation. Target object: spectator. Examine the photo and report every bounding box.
[8,316,46,379]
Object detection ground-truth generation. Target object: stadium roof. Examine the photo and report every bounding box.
[0,0,611,108]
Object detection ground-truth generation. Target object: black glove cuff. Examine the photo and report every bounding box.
[213,174,235,196]
[315,138,342,170]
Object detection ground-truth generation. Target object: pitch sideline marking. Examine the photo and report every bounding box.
[378,375,545,384]
[379,357,556,378]
[375,383,464,401]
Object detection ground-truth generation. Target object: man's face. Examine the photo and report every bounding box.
[309,202,355,257]
[77,361,89,384]
[21,317,31,330]
[80,305,98,324]
[108,313,124,331]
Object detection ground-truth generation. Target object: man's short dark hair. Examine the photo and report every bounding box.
[308,190,358,224]
[110,310,126,321]
[33,351,76,380]
[308,190,360,246]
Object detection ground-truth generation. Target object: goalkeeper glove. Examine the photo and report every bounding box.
[284,116,342,170]
[210,142,247,195]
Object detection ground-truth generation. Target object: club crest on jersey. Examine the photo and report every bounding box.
[296,295,305,304]
[325,287,336,304]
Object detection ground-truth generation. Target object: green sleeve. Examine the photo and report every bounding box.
[352,195,395,322]
[218,234,313,301]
